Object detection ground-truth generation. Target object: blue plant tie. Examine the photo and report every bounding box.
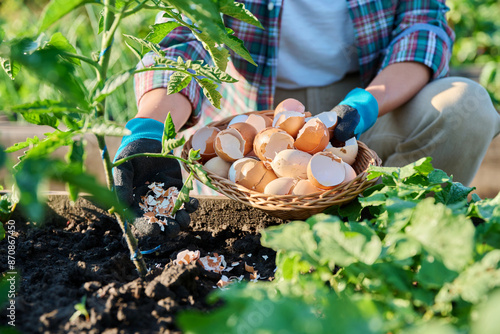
[101,145,108,160]
[99,40,114,60]
[130,249,140,261]
[140,245,162,255]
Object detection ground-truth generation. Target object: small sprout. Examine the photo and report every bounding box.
[70,296,89,322]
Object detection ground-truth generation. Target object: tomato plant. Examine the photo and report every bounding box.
[0,0,261,276]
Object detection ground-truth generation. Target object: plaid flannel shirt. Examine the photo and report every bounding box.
[134,0,455,129]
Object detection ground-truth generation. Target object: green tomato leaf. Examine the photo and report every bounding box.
[191,163,217,190]
[20,112,60,129]
[5,136,41,153]
[0,57,21,80]
[219,0,263,28]
[163,138,186,153]
[435,182,474,205]
[93,69,134,103]
[188,149,201,163]
[39,0,92,32]
[196,78,222,109]
[167,71,192,95]
[162,112,177,146]
[88,120,131,137]
[47,32,80,65]
[146,22,182,44]
[123,34,164,57]
[221,28,256,66]
[194,30,230,71]
[172,171,194,215]
[416,252,459,290]
[12,99,84,114]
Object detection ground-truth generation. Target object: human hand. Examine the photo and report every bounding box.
[113,118,199,238]
[332,88,379,142]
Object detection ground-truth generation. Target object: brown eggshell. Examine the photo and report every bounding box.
[294,118,330,154]
[203,156,232,178]
[253,127,295,169]
[271,149,312,179]
[324,137,358,165]
[273,111,306,138]
[245,114,273,133]
[307,151,345,189]
[237,161,278,193]
[228,157,258,183]
[228,122,258,155]
[214,130,245,162]
[292,179,323,195]
[263,177,297,195]
[309,111,338,139]
[191,126,220,162]
[274,98,305,117]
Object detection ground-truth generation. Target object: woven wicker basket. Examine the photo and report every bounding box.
[181,110,382,220]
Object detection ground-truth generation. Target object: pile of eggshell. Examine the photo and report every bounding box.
[190,98,359,196]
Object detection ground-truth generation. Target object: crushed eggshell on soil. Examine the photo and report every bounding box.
[216,275,233,288]
[174,250,201,265]
[198,253,227,274]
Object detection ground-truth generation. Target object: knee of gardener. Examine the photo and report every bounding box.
[430,77,500,141]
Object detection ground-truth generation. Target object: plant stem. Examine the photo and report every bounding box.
[96,135,148,277]
[96,0,148,277]
[61,52,101,69]
[112,152,190,168]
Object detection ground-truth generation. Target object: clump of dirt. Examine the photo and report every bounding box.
[0,196,285,333]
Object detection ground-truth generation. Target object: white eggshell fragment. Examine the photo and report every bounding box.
[271,149,312,179]
[294,118,330,154]
[292,179,323,195]
[307,152,345,189]
[253,128,295,169]
[191,126,220,162]
[325,137,358,165]
[343,162,357,184]
[264,177,297,195]
[203,156,232,178]
[228,158,258,183]
[228,114,249,126]
[306,111,338,138]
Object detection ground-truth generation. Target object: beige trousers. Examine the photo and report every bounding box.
[275,74,500,186]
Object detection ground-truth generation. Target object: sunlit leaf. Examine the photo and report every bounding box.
[167,71,191,95]
[47,32,80,65]
[196,78,221,109]
[219,0,263,28]
[146,22,181,44]
[39,0,92,32]
[94,69,134,102]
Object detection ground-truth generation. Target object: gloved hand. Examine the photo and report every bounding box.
[332,88,379,142]
[113,118,199,239]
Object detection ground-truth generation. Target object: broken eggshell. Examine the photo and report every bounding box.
[203,156,232,178]
[307,151,346,189]
[325,137,358,165]
[292,179,323,196]
[294,118,330,154]
[214,122,257,162]
[228,157,258,183]
[245,114,273,134]
[237,161,278,193]
[191,126,220,162]
[274,98,306,116]
[253,127,295,169]
[271,149,312,179]
[306,111,338,138]
[263,177,297,195]
[227,114,249,127]
[273,110,306,138]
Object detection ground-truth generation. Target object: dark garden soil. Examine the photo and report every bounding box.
[0,195,286,333]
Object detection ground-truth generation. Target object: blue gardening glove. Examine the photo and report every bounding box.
[332,88,379,142]
[113,118,198,239]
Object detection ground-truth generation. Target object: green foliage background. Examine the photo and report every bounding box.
[0,0,498,118]
[0,0,156,123]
